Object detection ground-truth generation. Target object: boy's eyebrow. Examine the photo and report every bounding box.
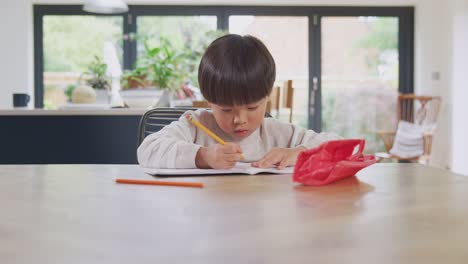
[248,99,266,106]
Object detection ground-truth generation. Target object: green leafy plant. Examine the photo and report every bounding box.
[121,30,227,90]
[82,55,111,90]
[122,36,185,90]
[65,84,77,101]
[180,30,227,87]
[145,37,185,89]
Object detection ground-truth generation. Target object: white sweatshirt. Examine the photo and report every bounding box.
[137,109,340,169]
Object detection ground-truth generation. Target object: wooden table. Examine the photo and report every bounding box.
[1,164,467,263]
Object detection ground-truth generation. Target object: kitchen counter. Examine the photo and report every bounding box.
[1,108,145,164]
[0,108,147,116]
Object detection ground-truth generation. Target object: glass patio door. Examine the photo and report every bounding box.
[318,16,400,154]
[229,15,310,128]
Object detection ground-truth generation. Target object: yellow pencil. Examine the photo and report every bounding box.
[185,114,226,144]
[185,114,244,160]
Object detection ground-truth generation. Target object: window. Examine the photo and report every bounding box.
[34,5,414,154]
[321,16,400,153]
[229,16,309,127]
[136,16,217,86]
[42,15,123,109]
[136,16,217,55]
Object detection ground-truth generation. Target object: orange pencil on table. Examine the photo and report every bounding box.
[115,178,203,188]
[185,114,244,160]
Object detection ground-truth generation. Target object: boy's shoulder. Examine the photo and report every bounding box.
[263,116,293,128]
[262,117,300,134]
[183,108,212,120]
[180,108,217,126]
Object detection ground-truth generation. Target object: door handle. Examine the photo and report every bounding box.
[310,77,318,116]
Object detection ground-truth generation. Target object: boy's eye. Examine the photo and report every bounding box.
[248,106,259,111]
[221,109,232,113]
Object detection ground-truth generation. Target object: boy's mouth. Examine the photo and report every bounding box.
[234,129,249,136]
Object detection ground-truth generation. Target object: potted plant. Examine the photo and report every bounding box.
[120,36,186,107]
[121,67,150,89]
[80,55,111,104]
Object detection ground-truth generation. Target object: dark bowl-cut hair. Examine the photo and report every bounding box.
[198,34,276,106]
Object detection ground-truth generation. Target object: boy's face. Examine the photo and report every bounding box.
[209,98,268,140]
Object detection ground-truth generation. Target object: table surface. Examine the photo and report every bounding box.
[1,164,467,264]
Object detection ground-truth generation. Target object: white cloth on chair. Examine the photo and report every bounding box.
[389,120,435,158]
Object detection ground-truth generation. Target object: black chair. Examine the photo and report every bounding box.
[138,107,273,145]
[138,107,197,145]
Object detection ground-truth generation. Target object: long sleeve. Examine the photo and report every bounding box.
[137,112,201,169]
[290,125,342,149]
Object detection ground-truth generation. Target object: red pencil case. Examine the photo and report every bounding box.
[293,139,376,186]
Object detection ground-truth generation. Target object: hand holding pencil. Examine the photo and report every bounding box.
[186,114,244,169]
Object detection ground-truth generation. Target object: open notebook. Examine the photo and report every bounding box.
[142,162,294,176]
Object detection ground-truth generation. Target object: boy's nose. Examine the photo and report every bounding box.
[233,112,247,125]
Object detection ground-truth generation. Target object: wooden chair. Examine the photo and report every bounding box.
[266,80,294,123]
[192,100,209,108]
[266,85,280,116]
[376,94,442,164]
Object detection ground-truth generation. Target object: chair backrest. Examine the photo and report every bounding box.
[398,94,442,162]
[266,85,280,114]
[138,107,197,145]
[283,80,294,109]
[266,80,294,122]
[192,100,210,108]
[398,94,442,126]
[138,107,273,145]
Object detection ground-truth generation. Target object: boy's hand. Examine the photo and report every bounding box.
[252,147,306,170]
[195,143,243,169]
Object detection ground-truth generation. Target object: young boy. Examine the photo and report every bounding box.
[137,34,340,170]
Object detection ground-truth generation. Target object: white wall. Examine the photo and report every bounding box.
[450,0,468,175]
[0,0,33,108]
[424,0,452,170]
[1,0,461,171]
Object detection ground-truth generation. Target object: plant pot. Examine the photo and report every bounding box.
[119,88,165,109]
[125,75,152,89]
[95,89,110,105]
[152,90,172,107]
